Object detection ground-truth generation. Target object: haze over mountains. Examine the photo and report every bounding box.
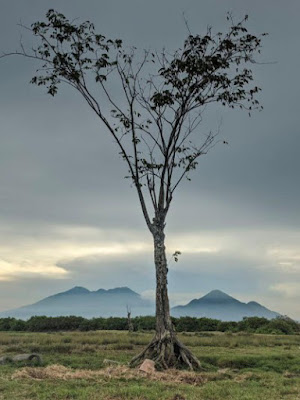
[0,287,280,321]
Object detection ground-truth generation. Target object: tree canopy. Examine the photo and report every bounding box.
[5,10,266,230]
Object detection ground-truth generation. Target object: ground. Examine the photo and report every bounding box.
[0,330,299,399]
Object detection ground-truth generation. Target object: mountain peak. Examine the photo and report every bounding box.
[107,287,138,295]
[202,290,234,301]
[247,301,261,306]
[64,286,90,295]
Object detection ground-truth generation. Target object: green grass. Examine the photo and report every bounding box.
[0,330,299,399]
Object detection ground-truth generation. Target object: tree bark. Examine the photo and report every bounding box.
[153,224,173,338]
[130,219,201,370]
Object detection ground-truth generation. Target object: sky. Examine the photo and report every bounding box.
[0,0,300,320]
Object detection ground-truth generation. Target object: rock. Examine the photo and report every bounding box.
[0,353,42,365]
[0,356,12,364]
[13,353,42,363]
[139,359,155,373]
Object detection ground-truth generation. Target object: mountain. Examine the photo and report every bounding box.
[0,288,280,321]
[171,290,280,321]
[0,286,153,319]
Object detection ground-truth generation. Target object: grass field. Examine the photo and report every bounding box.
[0,330,299,399]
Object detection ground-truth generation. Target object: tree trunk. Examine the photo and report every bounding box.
[130,221,201,370]
[154,226,173,339]
[127,310,134,332]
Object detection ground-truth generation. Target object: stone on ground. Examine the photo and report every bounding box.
[139,359,156,373]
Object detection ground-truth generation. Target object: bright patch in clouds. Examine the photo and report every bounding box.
[0,225,224,282]
[167,233,223,255]
[268,247,300,261]
[0,224,153,281]
[271,282,300,298]
[267,245,300,272]
[0,258,68,281]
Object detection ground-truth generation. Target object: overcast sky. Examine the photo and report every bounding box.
[0,0,300,320]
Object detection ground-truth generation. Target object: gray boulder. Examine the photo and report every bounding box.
[0,353,42,364]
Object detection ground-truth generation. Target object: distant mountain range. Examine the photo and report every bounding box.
[0,287,280,321]
[172,290,280,321]
[0,287,152,319]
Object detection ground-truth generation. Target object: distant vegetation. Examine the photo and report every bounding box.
[0,315,298,335]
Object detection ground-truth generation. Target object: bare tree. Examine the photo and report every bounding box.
[126,305,134,332]
[1,10,266,369]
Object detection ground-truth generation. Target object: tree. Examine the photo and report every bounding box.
[126,305,134,332]
[1,10,265,369]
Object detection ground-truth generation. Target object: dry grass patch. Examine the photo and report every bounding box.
[12,364,211,386]
[282,371,300,379]
[233,372,257,382]
[12,364,258,387]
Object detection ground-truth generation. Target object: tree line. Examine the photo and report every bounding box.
[0,315,298,335]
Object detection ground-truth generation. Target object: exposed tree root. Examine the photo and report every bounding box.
[130,333,201,371]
